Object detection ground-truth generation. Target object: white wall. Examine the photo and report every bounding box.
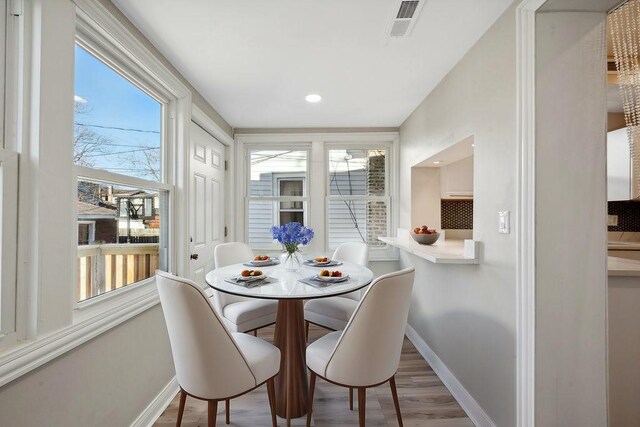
[399,3,518,426]
[411,167,441,230]
[535,11,608,427]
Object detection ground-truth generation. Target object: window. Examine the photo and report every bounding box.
[278,178,304,224]
[246,150,308,248]
[327,148,389,250]
[238,136,397,259]
[74,41,169,302]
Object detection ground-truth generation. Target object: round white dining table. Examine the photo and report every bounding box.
[205,260,374,425]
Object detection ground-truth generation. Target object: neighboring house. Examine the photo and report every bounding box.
[111,189,160,243]
[77,201,117,245]
[107,187,160,243]
[248,165,378,248]
[77,187,160,245]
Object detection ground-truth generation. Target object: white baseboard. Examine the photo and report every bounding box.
[130,376,179,427]
[405,324,497,427]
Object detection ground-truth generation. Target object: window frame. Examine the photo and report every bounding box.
[72,11,177,311]
[274,174,306,226]
[0,0,201,387]
[325,143,394,259]
[73,42,173,310]
[245,146,311,250]
[235,134,399,260]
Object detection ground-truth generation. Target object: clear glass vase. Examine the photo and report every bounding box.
[280,251,303,272]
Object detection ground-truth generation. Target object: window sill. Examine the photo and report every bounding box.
[0,279,159,388]
[73,277,156,320]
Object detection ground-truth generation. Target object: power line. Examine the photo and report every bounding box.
[83,147,158,157]
[75,122,160,134]
[75,141,159,149]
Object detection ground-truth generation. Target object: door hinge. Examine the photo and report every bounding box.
[224,160,228,171]
[9,0,23,16]
[224,226,228,237]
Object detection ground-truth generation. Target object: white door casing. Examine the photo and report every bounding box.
[189,121,225,284]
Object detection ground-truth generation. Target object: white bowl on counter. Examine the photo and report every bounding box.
[410,232,440,245]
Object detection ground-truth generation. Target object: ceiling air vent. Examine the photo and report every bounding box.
[388,0,426,38]
[397,1,419,19]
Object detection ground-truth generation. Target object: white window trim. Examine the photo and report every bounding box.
[235,132,400,260]
[0,149,18,348]
[0,0,193,385]
[325,143,395,259]
[274,174,306,226]
[71,16,175,312]
[244,145,311,251]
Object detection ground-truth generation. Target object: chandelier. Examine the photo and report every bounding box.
[610,0,640,197]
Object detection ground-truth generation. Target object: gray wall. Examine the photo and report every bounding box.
[535,11,608,426]
[399,3,518,426]
[0,308,173,427]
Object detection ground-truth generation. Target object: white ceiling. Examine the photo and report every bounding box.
[113,0,512,128]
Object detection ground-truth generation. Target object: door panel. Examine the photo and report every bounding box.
[194,173,206,246]
[189,122,225,284]
[212,179,221,241]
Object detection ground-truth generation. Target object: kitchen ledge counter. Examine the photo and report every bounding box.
[608,256,640,277]
[379,234,479,264]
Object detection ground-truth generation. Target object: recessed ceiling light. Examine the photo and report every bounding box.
[471,143,475,147]
[433,160,442,165]
[305,94,322,103]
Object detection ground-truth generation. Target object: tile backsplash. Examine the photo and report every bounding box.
[441,200,473,230]
[608,200,640,231]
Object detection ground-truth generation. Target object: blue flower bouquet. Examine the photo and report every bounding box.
[271,222,314,271]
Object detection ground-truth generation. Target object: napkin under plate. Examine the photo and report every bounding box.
[242,259,281,267]
[298,275,350,288]
[303,260,343,267]
[225,276,277,288]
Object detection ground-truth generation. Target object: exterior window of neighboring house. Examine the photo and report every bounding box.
[74,41,169,302]
[327,148,389,250]
[247,150,308,248]
[277,177,305,225]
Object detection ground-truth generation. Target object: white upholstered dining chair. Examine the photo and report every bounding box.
[212,242,278,335]
[156,271,280,427]
[305,267,415,427]
[304,242,369,336]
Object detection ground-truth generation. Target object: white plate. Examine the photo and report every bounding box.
[250,259,273,266]
[314,274,349,282]
[236,274,266,282]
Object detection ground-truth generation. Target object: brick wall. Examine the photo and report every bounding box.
[366,153,387,246]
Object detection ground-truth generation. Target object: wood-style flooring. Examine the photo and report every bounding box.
[154,324,473,427]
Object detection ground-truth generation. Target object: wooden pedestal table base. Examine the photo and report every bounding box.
[273,299,308,426]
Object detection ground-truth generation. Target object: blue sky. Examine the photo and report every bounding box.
[74,44,161,180]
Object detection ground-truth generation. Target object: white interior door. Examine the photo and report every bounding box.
[189,121,225,284]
